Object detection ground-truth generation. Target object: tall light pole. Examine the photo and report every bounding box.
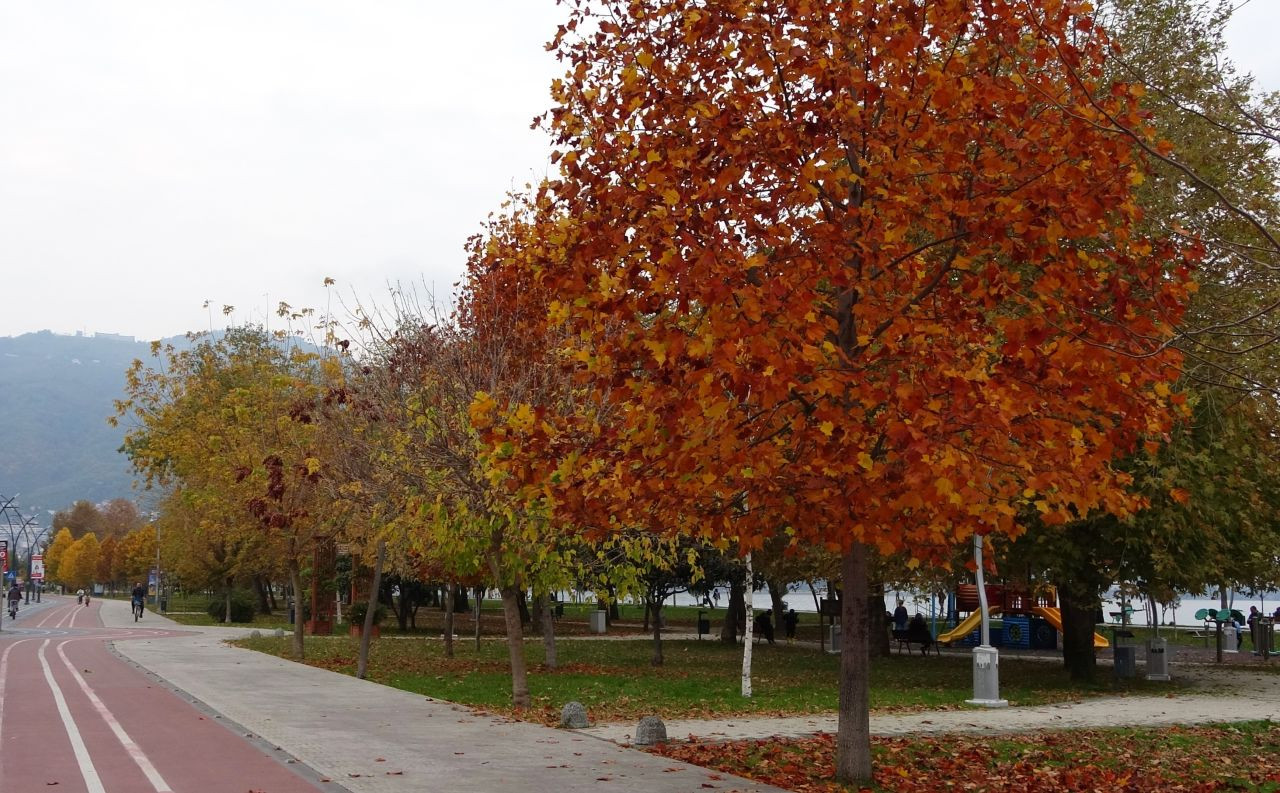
[966,533,1008,708]
[19,520,49,603]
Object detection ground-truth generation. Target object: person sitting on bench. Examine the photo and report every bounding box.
[906,613,937,655]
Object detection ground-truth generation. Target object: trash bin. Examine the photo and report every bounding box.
[1257,618,1274,657]
[696,610,710,638]
[288,600,296,625]
[159,596,168,613]
[827,624,841,654]
[555,602,564,618]
[588,610,607,634]
[1146,637,1170,681]
[1114,644,1137,679]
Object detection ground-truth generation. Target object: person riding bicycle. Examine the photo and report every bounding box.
[131,582,146,617]
[76,587,85,604]
[7,582,21,617]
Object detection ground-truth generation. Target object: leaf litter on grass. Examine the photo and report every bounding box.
[652,722,1280,792]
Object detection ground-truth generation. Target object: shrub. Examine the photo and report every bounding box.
[347,601,387,626]
[206,591,256,623]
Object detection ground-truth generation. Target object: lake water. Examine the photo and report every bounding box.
[633,585,1280,627]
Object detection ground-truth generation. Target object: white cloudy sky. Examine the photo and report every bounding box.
[1,1,1277,341]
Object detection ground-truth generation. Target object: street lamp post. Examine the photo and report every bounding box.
[20,522,49,603]
[966,533,1008,708]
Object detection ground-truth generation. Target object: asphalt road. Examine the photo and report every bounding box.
[0,598,327,792]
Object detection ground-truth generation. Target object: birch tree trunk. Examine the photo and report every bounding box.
[741,552,754,698]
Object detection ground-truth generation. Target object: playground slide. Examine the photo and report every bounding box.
[1031,606,1110,649]
[937,607,1001,645]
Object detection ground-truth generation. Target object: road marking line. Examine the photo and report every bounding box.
[37,639,106,793]
[56,641,174,792]
[0,638,35,779]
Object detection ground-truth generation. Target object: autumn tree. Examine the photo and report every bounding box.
[1003,0,1280,679]
[116,325,335,657]
[44,527,74,584]
[97,534,119,593]
[116,526,157,584]
[51,500,103,539]
[496,0,1192,782]
[64,533,101,590]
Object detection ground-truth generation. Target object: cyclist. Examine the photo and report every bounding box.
[131,581,147,620]
[76,588,84,605]
[7,582,21,619]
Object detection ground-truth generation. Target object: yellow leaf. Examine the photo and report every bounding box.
[857,452,874,471]
[820,421,834,436]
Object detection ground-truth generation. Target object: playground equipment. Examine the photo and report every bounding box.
[937,585,1110,648]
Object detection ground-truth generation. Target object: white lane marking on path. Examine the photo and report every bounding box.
[37,639,107,793]
[56,640,174,793]
[0,638,36,780]
[34,602,68,628]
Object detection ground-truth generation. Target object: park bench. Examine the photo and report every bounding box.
[892,628,940,657]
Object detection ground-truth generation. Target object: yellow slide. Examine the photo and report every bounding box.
[1031,606,1109,648]
[937,607,1001,645]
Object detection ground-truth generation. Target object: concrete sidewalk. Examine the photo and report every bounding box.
[98,599,783,793]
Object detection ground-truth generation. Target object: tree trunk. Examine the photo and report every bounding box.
[767,578,787,620]
[721,577,744,643]
[642,597,651,632]
[224,579,233,625]
[1058,579,1099,682]
[540,594,557,669]
[356,541,385,680]
[868,583,890,658]
[474,586,483,650]
[443,582,456,659]
[254,576,271,615]
[531,593,545,635]
[267,581,278,612]
[651,601,664,667]
[498,585,531,707]
[834,544,871,784]
[288,559,304,660]
[517,589,532,626]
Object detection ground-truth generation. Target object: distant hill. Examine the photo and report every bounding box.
[0,329,327,520]
[0,330,162,518]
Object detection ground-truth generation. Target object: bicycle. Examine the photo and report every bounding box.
[7,601,17,621]
[132,598,145,621]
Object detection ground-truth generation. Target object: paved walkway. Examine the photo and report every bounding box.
[100,601,1280,789]
[102,601,784,793]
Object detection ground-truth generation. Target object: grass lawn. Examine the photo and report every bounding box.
[233,634,1178,726]
[653,721,1280,792]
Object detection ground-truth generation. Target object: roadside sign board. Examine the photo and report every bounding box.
[0,540,7,575]
[30,555,44,580]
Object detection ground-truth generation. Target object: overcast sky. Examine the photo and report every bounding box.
[2,2,1277,341]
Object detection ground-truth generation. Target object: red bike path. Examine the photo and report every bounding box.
[0,598,331,792]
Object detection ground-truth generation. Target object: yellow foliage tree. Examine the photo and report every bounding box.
[65,534,101,590]
[44,527,74,584]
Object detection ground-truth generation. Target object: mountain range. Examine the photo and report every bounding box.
[0,330,181,520]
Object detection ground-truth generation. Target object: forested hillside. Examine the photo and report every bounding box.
[0,331,168,516]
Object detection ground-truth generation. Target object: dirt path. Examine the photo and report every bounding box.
[582,661,1280,745]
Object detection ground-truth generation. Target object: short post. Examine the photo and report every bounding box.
[966,534,1007,708]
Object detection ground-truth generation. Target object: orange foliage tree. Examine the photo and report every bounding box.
[489,0,1195,782]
